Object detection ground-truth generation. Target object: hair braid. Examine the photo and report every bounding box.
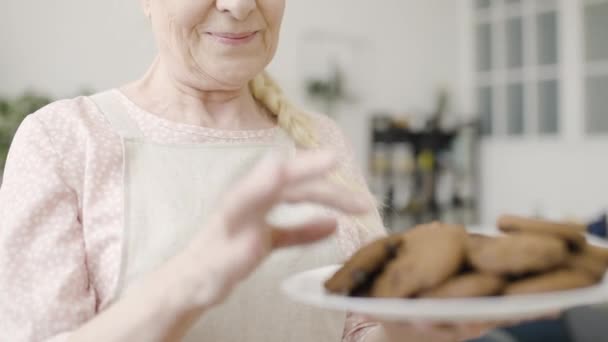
[249,71,318,148]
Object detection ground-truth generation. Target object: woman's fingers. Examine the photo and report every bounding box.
[224,150,340,218]
[222,150,365,231]
[382,321,459,342]
[381,320,497,341]
[412,320,501,340]
[379,316,562,342]
[270,217,338,249]
[223,151,288,217]
[453,322,497,340]
[282,150,338,185]
[281,180,371,214]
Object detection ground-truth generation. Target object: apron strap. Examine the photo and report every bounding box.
[90,90,144,139]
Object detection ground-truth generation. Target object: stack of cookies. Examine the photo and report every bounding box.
[324,215,608,298]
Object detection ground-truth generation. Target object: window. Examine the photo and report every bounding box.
[507,83,524,134]
[473,0,561,137]
[584,0,608,134]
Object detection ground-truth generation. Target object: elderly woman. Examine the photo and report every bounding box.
[0,1,493,341]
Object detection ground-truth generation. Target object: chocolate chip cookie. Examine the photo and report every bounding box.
[370,223,467,298]
[498,215,586,251]
[324,234,404,295]
[467,233,568,275]
[585,244,608,265]
[419,273,506,298]
[504,270,596,295]
[565,253,606,280]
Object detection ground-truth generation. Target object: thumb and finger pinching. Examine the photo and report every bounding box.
[270,217,338,249]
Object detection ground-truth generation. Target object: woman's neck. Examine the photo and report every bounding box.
[120,57,275,130]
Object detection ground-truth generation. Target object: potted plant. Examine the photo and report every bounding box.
[0,92,53,178]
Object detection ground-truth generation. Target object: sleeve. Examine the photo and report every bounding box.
[0,115,97,341]
[309,113,387,342]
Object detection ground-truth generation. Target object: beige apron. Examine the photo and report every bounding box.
[91,91,345,341]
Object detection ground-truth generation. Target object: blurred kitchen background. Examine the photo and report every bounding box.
[1,0,607,231]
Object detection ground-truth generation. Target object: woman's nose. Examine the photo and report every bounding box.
[216,0,257,21]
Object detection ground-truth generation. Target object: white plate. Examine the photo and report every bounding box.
[281,265,608,322]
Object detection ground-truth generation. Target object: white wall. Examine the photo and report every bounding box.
[271,0,462,175]
[1,0,156,98]
[272,0,462,112]
[480,139,608,224]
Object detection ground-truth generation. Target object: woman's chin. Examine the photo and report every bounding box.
[195,62,265,85]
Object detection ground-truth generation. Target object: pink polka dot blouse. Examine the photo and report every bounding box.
[0,89,384,342]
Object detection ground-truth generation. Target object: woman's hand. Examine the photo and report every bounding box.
[373,313,559,342]
[378,320,500,342]
[174,150,370,309]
